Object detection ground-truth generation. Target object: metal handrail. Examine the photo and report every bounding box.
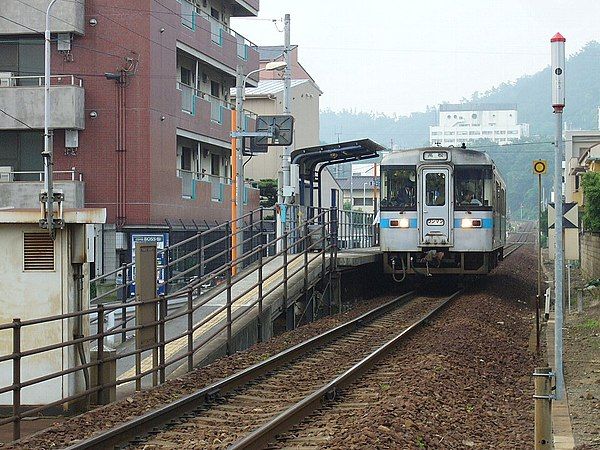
[1,167,83,182]
[0,74,83,87]
[0,204,380,442]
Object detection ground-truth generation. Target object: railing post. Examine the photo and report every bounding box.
[321,212,327,313]
[12,318,21,442]
[159,294,167,384]
[249,210,254,267]
[199,233,205,281]
[304,219,311,324]
[283,229,292,330]
[163,246,170,295]
[330,207,341,314]
[187,290,194,372]
[226,261,233,355]
[120,263,127,343]
[96,304,105,405]
[257,236,264,343]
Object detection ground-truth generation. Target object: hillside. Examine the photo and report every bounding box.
[320,41,600,146]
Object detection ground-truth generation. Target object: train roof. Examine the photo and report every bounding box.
[381,147,495,166]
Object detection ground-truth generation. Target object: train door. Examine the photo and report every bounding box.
[420,167,451,246]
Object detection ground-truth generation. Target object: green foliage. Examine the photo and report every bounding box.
[481,139,554,221]
[321,41,600,145]
[581,172,600,231]
[257,179,278,207]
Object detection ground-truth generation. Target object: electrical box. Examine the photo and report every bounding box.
[65,130,79,149]
[115,232,128,250]
[0,166,13,182]
[57,33,72,52]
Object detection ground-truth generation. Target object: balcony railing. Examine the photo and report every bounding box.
[177,169,232,202]
[177,82,234,123]
[0,74,83,88]
[177,82,197,115]
[0,168,82,183]
[179,0,257,60]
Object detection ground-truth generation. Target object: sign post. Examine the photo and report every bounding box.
[551,31,566,400]
[533,160,547,353]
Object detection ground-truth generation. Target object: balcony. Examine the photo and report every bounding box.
[0,168,85,209]
[176,3,259,84]
[230,0,259,17]
[0,0,85,35]
[177,82,234,142]
[0,75,85,130]
[177,170,231,202]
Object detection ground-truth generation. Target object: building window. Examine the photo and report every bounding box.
[0,37,44,85]
[211,154,220,176]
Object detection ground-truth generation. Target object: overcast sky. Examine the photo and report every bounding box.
[232,0,599,116]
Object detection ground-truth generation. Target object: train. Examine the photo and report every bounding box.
[379,146,506,279]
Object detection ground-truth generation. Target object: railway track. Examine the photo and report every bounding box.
[66,289,462,450]
[504,221,535,258]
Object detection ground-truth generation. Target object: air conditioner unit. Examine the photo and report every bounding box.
[0,166,14,182]
[0,72,15,87]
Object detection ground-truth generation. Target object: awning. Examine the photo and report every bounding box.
[291,139,385,208]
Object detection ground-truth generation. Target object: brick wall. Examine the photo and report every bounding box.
[581,232,600,280]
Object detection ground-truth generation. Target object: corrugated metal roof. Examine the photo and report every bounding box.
[231,79,309,97]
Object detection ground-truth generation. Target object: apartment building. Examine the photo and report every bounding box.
[429,103,530,146]
[0,0,261,273]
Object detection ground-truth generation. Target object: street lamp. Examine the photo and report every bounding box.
[42,0,61,237]
[231,61,287,272]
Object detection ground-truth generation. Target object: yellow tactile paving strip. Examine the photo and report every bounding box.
[118,256,307,381]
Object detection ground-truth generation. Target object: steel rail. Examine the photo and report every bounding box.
[230,289,463,449]
[65,291,416,450]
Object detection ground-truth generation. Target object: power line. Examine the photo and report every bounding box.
[0,108,35,129]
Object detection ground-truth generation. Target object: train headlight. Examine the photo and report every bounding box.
[461,218,482,228]
[389,218,410,228]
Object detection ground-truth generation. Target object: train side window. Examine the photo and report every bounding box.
[380,166,416,211]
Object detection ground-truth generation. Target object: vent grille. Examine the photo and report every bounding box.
[23,233,55,271]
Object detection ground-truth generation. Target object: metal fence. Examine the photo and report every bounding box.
[0,206,376,441]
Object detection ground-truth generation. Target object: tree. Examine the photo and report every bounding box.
[582,172,600,231]
[257,179,278,207]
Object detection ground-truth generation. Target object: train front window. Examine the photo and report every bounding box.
[425,173,446,206]
[380,166,416,211]
[455,166,493,209]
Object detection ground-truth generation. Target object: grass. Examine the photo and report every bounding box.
[576,319,600,330]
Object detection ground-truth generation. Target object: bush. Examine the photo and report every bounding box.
[582,172,600,231]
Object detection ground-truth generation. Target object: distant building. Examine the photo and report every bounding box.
[564,131,600,205]
[429,103,530,146]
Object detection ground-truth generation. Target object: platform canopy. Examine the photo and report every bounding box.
[291,139,385,208]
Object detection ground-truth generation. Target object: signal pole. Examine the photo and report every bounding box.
[551,32,566,400]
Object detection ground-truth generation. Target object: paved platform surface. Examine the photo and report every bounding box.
[547,313,575,450]
[113,247,381,393]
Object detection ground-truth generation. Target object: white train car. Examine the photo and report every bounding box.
[380,147,506,277]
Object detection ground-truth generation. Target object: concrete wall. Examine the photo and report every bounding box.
[581,232,600,280]
[0,86,85,130]
[0,181,84,209]
[0,223,88,405]
[0,0,85,35]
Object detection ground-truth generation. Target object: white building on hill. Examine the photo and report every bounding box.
[429,103,530,146]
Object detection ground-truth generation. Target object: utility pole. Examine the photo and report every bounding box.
[551,32,566,400]
[277,14,291,250]
[42,0,60,238]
